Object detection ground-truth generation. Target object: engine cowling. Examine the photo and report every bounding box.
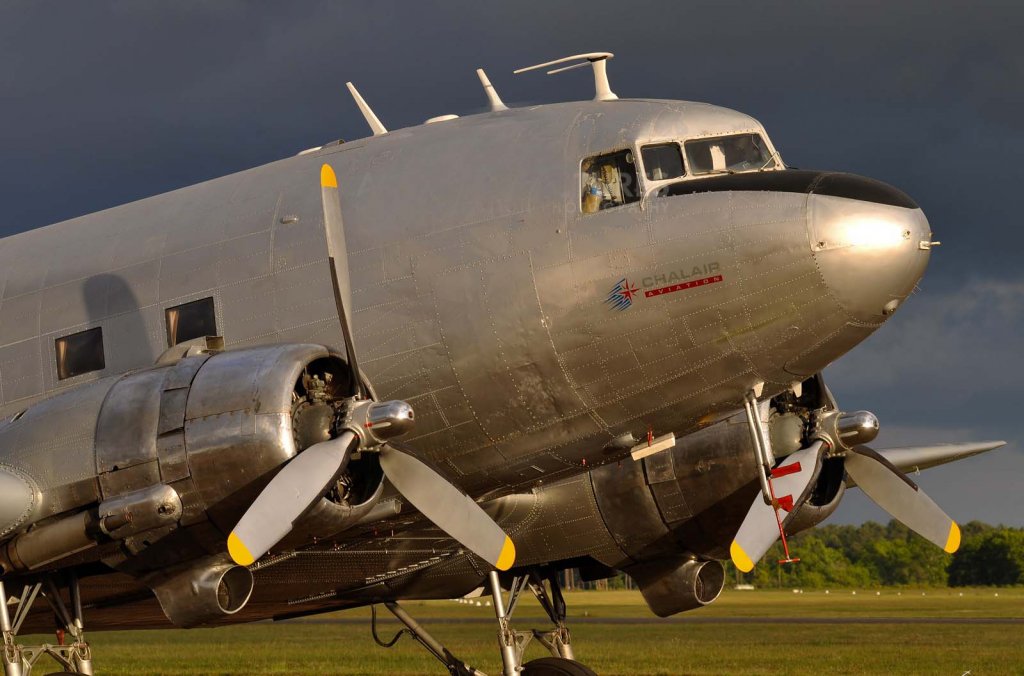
[0,344,384,585]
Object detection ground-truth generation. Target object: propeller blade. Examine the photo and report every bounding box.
[228,431,360,566]
[379,444,516,571]
[730,442,823,573]
[845,445,960,553]
[320,163,363,396]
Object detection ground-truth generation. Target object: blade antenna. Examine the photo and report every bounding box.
[346,82,388,136]
[514,52,618,101]
[476,68,508,112]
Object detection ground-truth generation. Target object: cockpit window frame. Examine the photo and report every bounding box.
[578,146,645,214]
[638,141,687,184]
[681,129,783,177]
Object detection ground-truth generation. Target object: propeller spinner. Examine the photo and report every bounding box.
[226,164,515,571]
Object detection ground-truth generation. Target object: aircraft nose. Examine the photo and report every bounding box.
[809,176,933,323]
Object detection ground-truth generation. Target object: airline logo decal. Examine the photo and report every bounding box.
[606,262,723,312]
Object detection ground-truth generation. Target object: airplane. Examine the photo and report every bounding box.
[0,52,1006,676]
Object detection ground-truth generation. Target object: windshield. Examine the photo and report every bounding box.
[684,133,777,175]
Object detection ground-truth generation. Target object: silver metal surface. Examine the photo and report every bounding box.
[836,410,881,448]
[488,571,520,676]
[1,510,94,573]
[0,468,36,539]
[629,558,725,617]
[743,391,774,504]
[97,484,182,539]
[183,344,334,525]
[147,555,254,628]
[878,441,1006,474]
[845,448,958,551]
[809,194,931,324]
[0,79,987,651]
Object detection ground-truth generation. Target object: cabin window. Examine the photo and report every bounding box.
[684,133,777,175]
[166,297,217,347]
[56,327,105,380]
[641,143,685,181]
[581,150,641,213]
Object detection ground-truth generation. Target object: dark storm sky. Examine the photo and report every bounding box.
[1,1,1020,524]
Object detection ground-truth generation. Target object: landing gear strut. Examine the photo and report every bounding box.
[370,567,596,675]
[488,569,569,673]
[0,574,93,676]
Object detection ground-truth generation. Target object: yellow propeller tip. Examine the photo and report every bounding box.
[227,532,256,567]
[944,521,961,554]
[320,164,338,188]
[730,540,755,573]
[495,536,516,571]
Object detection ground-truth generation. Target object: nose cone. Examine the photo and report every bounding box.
[809,177,932,323]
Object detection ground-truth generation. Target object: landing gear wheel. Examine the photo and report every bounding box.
[521,657,599,676]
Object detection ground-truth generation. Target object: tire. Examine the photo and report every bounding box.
[521,657,599,676]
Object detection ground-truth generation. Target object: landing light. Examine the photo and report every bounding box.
[842,218,908,249]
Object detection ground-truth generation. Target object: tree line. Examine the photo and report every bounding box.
[564,521,1024,590]
[733,520,1024,588]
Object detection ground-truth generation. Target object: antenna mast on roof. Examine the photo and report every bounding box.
[476,68,508,112]
[513,52,618,101]
[345,82,388,136]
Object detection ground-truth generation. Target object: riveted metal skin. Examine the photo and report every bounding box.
[0,344,359,583]
[0,99,931,507]
[183,344,340,536]
[0,378,114,524]
[0,95,944,632]
[96,367,167,499]
[0,466,37,539]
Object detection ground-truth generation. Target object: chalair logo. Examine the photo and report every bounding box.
[605,262,723,312]
[605,278,640,311]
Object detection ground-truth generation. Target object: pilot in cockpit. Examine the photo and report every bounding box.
[727,135,763,172]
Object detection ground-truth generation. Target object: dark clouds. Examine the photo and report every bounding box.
[1,1,1020,523]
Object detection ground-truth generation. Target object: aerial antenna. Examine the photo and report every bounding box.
[513,52,618,101]
[476,68,508,112]
[345,82,388,136]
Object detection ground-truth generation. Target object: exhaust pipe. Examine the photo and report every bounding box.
[147,555,254,628]
[627,558,725,617]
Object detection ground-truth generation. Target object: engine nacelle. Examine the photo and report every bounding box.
[146,555,254,628]
[0,343,384,578]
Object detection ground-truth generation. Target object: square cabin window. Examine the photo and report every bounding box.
[166,297,217,347]
[56,327,105,380]
[641,143,685,181]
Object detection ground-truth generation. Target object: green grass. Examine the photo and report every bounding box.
[18,589,1024,675]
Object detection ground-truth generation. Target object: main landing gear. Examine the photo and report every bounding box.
[371,567,597,675]
[0,574,93,676]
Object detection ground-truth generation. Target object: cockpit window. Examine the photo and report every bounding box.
[684,133,777,175]
[641,143,685,181]
[581,150,640,213]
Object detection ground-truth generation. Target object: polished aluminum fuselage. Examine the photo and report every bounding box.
[0,99,905,499]
[0,98,933,629]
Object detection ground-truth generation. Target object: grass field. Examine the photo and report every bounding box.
[19,588,1024,675]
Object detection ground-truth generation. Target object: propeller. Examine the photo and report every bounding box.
[730,442,822,573]
[730,397,962,573]
[845,445,960,553]
[227,164,516,571]
[228,432,359,566]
